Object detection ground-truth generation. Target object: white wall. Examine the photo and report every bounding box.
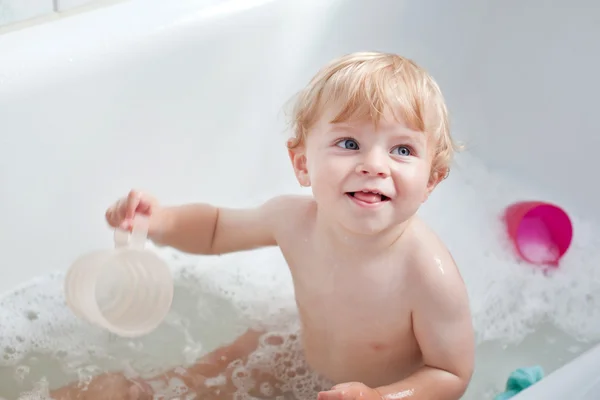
[457,0,600,218]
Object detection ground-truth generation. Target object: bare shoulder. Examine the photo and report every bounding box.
[261,194,316,236]
[405,217,466,292]
[261,194,315,215]
[210,194,315,254]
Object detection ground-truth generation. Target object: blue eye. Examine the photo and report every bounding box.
[336,139,359,150]
[392,146,411,156]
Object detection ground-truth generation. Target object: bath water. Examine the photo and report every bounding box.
[1,152,600,399]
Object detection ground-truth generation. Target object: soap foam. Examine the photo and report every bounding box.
[1,152,600,399]
[420,153,600,344]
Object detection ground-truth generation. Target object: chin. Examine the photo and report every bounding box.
[340,220,393,236]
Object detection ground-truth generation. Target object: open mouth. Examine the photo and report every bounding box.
[347,191,390,203]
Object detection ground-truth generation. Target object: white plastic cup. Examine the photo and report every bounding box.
[64,215,174,337]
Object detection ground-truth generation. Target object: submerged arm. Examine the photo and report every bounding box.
[49,329,267,399]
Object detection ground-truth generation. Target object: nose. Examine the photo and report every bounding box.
[355,149,390,178]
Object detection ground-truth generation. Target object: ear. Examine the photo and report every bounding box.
[288,142,311,187]
[422,167,448,202]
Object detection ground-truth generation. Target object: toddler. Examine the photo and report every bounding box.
[51,51,474,400]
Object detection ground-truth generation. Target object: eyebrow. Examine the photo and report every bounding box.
[329,120,421,133]
[327,123,356,133]
[391,131,422,141]
[329,125,424,142]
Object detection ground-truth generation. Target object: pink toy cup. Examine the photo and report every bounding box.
[504,201,573,267]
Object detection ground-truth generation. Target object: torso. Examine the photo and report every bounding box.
[273,197,444,387]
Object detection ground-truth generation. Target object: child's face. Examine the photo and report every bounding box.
[290,108,440,235]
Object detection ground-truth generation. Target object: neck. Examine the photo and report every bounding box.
[314,212,414,256]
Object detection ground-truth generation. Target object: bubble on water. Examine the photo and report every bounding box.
[161,377,191,398]
[219,330,333,400]
[259,381,275,396]
[14,365,30,383]
[205,374,227,387]
[420,152,600,345]
[14,377,50,400]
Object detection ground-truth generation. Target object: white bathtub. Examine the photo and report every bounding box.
[1,0,600,398]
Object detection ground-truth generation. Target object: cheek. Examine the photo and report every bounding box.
[308,156,347,198]
[309,152,343,178]
[393,163,431,189]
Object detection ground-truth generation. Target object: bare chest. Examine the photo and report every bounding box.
[292,259,413,345]
[281,243,420,384]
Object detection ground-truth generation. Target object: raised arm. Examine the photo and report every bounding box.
[150,195,296,255]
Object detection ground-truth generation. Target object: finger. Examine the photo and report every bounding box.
[129,379,154,400]
[318,389,344,400]
[117,198,131,228]
[126,190,142,219]
[106,202,123,227]
[120,218,132,231]
[106,198,130,229]
[137,197,154,215]
[105,207,115,225]
[116,197,128,219]
[128,384,143,400]
[332,382,355,390]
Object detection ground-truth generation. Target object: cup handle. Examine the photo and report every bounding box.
[113,214,150,249]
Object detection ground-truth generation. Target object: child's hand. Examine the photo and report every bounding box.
[318,382,383,400]
[105,189,160,232]
[49,372,153,400]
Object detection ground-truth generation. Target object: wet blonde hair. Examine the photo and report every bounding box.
[287,51,460,180]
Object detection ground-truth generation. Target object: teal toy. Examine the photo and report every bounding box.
[494,366,544,400]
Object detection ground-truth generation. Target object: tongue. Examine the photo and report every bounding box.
[353,192,383,203]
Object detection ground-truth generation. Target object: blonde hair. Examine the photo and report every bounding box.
[287,51,460,180]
